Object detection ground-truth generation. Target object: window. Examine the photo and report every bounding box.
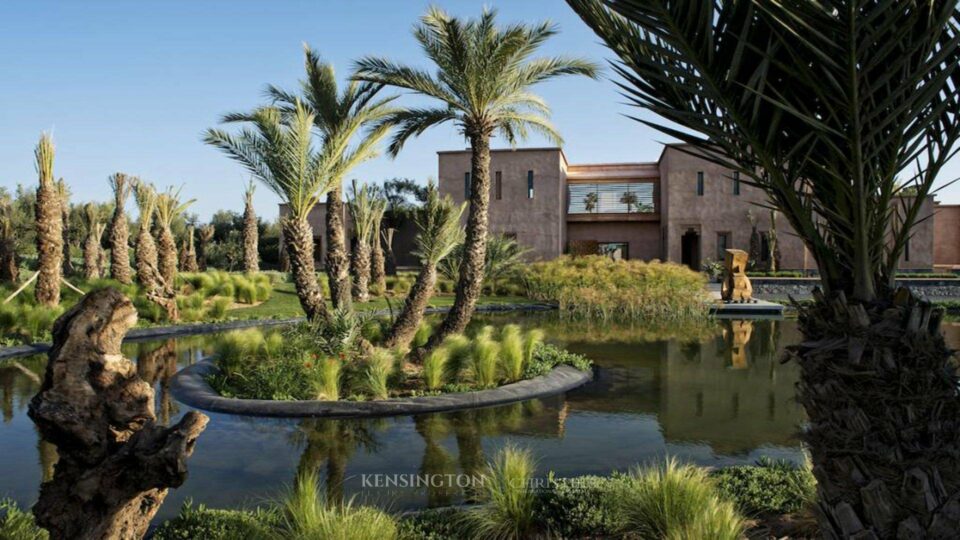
[567,183,655,214]
[599,242,629,261]
[464,172,471,199]
[495,171,502,200]
[697,171,704,196]
[905,237,911,262]
[759,232,771,263]
[527,170,534,198]
[733,171,740,195]
[716,232,731,259]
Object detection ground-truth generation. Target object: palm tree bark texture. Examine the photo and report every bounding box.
[282,216,328,322]
[107,174,133,285]
[326,186,351,310]
[34,136,63,306]
[243,184,259,273]
[382,264,437,350]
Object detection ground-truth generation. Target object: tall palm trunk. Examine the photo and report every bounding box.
[351,237,371,302]
[58,180,73,276]
[34,135,62,306]
[793,288,959,538]
[179,226,198,272]
[107,174,133,284]
[383,228,397,276]
[0,205,17,284]
[242,184,259,273]
[156,224,177,284]
[427,132,491,348]
[326,186,351,310]
[197,225,214,271]
[82,223,103,280]
[370,221,386,293]
[137,223,178,321]
[382,265,437,350]
[282,217,329,321]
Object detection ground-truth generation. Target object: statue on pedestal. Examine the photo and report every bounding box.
[721,249,753,302]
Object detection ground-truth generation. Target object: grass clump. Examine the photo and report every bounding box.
[276,470,398,540]
[498,325,525,382]
[464,446,537,540]
[422,346,450,391]
[609,458,746,540]
[469,327,501,388]
[524,255,709,321]
[0,498,48,540]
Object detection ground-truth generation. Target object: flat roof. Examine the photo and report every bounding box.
[437,146,569,166]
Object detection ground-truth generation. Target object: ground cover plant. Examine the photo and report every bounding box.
[524,255,710,321]
[207,319,590,401]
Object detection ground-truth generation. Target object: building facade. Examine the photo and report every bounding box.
[438,145,939,271]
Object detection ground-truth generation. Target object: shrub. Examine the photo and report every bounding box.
[498,325,525,382]
[276,470,398,540]
[0,498,48,540]
[712,458,816,516]
[0,303,63,344]
[535,475,621,538]
[422,346,450,391]
[470,327,500,388]
[209,297,232,320]
[397,508,468,540]
[525,343,592,378]
[524,255,709,321]
[464,446,537,540]
[152,501,276,540]
[608,458,746,540]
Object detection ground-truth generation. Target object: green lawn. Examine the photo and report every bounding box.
[225,280,535,321]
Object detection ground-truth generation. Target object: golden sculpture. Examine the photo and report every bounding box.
[721,249,753,302]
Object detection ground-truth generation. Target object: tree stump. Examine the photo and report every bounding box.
[28,288,208,540]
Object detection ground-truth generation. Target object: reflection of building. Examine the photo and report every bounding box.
[438,145,939,271]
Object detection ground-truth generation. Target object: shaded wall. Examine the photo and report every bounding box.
[566,221,661,261]
[934,204,960,268]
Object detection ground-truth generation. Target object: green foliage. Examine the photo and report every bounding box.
[411,321,432,349]
[439,334,472,382]
[363,349,393,400]
[422,346,450,391]
[397,508,467,540]
[535,475,622,538]
[608,458,746,540]
[464,446,537,540]
[712,458,816,516]
[309,357,342,401]
[276,470,398,540]
[439,234,528,296]
[498,324,525,382]
[0,498,48,540]
[152,501,276,540]
[469,327,501,388]
[524,342,592,378]
[524,256,709,321]
[0,303,63,345]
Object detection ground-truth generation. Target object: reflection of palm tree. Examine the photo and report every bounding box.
[619,191,638,213]
[37,433,58,483]
[583,191,598,213]
[414,415,459,506]
[292,419,383,505]
[136,339,179,425]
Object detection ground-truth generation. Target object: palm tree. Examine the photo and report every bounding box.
[154,186,194,284]
[266,44,396,311]
[382,183,464,350]
[133,181,179,321]
[197,224,214,271]
[205,102,338,321]
[354,6,599,352]
[56,179,73,275]
[439,234,529,296]
[80,202,105,280]
[569,0,960,535]
[34,134,63,306]
[347,180,386,302]
[0,197,19,283]
[242,180,259,273]
[179,225,199,272]
[106,173,134,284]
[369,187,388,294]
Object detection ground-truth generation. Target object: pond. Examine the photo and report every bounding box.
[1,314,957,519]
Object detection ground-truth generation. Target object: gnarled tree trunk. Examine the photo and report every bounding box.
[243,192,259,273]
[326,186,351,310]
[28,288,207,540]
[425,132,491,351]
[382,264,437,350]
[35,172,63,306]
[282,216,328,321]
[793,288,960,538]
[351,239,370,302]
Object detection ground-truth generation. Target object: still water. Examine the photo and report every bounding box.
[1,315,957,518]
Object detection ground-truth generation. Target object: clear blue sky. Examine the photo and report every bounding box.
[2,0,958,220]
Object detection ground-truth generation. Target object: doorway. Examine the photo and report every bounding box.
[681,229,700,270]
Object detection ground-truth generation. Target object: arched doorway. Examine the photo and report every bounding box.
[681,228,700,270]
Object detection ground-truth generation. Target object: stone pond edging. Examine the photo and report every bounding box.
[170,360,592,418]
[751,277,960,299]
[0,302,557,361]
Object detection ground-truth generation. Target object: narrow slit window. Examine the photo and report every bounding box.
[733,171,740,195]
[464,172,471,199]
[696,171,704,196]
[527,170,534,199]
[495,171,502,200]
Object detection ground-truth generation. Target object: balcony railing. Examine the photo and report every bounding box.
[568,182,656,214]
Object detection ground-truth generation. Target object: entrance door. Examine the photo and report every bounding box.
[681,229,700,270]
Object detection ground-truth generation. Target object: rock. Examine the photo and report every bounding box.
[28,288,207,540]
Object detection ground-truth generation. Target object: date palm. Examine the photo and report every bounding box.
[265,45,396,311]
[56,179,73,275]
[383,183,464,350]
[134,181,179,321]
[154,186,195,284]
[205,101,338,321]
[80,203,105,280]
[347,180,386,302]
[570,0,960,535]
[242,180,259,273]
[197,224,214,271]
[354,6,599,353]
[33,134,63,306]
[106,173,134,284]
[0,194,19,283]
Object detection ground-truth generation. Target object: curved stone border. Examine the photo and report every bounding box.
[170,360,592,418]
[0,302,556,361]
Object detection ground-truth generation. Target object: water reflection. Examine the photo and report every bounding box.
[0,317,955,518]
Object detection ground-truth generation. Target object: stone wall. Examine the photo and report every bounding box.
[751,278,960,299]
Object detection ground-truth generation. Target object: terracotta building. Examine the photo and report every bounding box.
[934,203,960,270]
[437,145,938,271]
